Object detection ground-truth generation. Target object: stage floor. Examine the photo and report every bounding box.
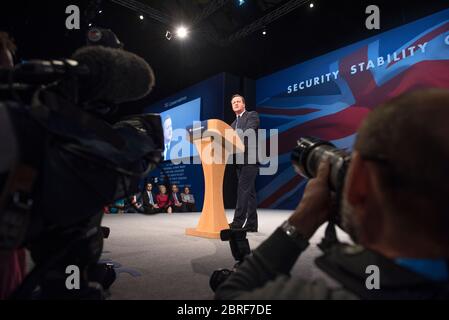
[101,209,351,300]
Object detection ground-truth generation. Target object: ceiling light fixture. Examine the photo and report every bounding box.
[176,26,188,39]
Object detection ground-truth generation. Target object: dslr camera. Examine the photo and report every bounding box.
[291,136,351,194]
[291,136,352,247]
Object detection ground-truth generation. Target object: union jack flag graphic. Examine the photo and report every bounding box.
[255,10,449,209]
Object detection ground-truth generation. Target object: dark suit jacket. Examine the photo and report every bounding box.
[142,190,156,208]
[169,192,182,205]
[231,110,260,165]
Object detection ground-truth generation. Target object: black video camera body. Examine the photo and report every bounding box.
[0,51,162,299]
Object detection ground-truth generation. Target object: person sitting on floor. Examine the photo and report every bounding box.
[170,184,184,213]
[156,184,173,214]
[181,187,197,212]
[125,194,144,213]
[141,182,161,214]
[109,198,125,214]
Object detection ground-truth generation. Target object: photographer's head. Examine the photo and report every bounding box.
[342,89,449,258]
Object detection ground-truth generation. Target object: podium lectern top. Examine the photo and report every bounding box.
[186,119,244,154]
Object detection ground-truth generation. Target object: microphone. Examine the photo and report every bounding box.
[72,45,155,103]
[0,46,155,104]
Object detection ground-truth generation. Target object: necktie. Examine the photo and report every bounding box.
[235,116,240,129]
[148,191,154,205]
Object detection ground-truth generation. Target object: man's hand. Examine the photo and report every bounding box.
[288,160,332,239]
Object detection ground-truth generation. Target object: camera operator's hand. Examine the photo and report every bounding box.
[288,160,332,239]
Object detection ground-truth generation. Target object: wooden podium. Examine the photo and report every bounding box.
[185,119,244,239]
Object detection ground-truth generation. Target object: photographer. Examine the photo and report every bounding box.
[215,89,449,300]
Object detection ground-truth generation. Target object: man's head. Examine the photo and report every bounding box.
[146,183,153,191]
[172,184,178,193]
[341,89,449,258]
[163,115,173,144]
[231,94,246,115]
[0,32,16,68]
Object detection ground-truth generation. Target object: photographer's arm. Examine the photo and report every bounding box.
[215,161,337,300]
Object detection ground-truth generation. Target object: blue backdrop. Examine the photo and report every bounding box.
[255,8,449,209]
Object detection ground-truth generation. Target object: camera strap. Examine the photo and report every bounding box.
[0,162,37,249]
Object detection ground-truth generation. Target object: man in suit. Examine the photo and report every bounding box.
[142,182,161,214]
[170,184,185,212]
[229,94,260,232]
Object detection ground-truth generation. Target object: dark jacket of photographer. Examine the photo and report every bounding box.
[214,227,449,300]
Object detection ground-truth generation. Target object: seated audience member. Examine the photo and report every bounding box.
[125,194,144,213]
[170,184,184,213]
[109,198,125,214]
[156,184,173,214]
[142,182,161,214]
[215,89,449,300]
[181,187,197,212]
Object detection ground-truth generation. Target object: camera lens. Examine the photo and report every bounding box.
[291,137,334,177]
[291,136,350,192]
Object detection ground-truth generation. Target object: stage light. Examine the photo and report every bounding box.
[176,26,188,39]
[262,30,267,35]
[309,2,314,8]
[98,10,102,14]
[139,15,144,20]
[88,23,92,27]
[238,0,245,6]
